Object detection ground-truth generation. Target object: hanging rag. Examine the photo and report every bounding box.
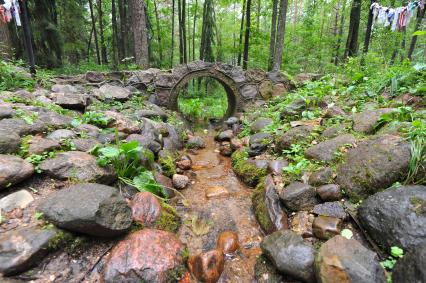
[377,7,388,24]
[391,7,402,31]
[11,0,20,26]
[385,8,394,27]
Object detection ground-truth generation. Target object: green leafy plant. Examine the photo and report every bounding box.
[15,109,39,125]
[120,170,167,199]
[381,246,404,270]
[72,111,112,128]
[26,152,56,173]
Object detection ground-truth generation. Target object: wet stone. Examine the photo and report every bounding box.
[38,183,132,237]
[251,118,273,133]
[312,202,347,219]
[188,249,225,283]
[280,182,319,212]
[70,138,100,152]
[130,192,162,226]
[172,174,189,190]
[261,230,315,283]
[187,136,206,149]
[392,241,426,283]
[103,229,185,283]
[225,117,239,127]
[315,236,386,283]
[312,216,342,240]
[176,155,192,170]
[305,134,356,162]
[216,130,234,142]
[0,190,34,213]
[316,184,341,201]
[0,226,59,276]
[219,141,233,156]
[291,211,314,238]
[0,130,20,154]
[205,186,230,199]
[216,231,239,255]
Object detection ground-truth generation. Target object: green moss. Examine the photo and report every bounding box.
[181,246,190,262]
[159,153,177,178]
[410,197,425,216]
[47,229,75,251]
[251,178,274,233]
[19,135,33,157]
[154,203,180,233]
[231,150,268,187]
[165,264,187,283]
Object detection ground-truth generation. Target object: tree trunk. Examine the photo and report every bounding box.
[363,0,375,54]
[118,0,126,60]
[192,0,198,61]
[256,0,260,31]
[344,0,361,59]
[237,0,246,66]
[178,0,183,63]
[153,0,163,64]
[0,23,12,60]
[171,0,175,67]
[97,0,108,64]
[112,0,119,68]
[334,0,346,65]
[131,0,150,68]
[408,7,426,60]
[271,0,288,71]
[182,0,187,63]
[242,0,251,70]
[268,0,278,71]
[88,0,101,64]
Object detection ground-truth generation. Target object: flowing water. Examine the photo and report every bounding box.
[177,132,264,282]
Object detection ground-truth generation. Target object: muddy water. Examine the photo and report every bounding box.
[177,133,263,283]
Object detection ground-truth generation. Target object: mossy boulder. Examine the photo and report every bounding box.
[154,203,181,233]
[231,150,268,187]
[252,175,288,234]
[158,151,177,178]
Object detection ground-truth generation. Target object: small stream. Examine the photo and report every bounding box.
[177,132,264,282]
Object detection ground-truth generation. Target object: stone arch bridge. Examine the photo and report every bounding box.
[85,61,293,117]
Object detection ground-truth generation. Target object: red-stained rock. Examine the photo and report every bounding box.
[129,192,162,225]
[103,229,186,283]
[188,249,224,283]
[216,231,239,255]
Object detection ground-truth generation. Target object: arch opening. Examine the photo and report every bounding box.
[169,70,239,123]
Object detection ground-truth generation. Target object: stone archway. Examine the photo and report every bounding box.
[169,68,240,118]
[125,61,294,117]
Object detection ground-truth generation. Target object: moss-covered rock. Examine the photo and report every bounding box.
[154,203,181,233]
[158,152,177,178]
[231,150,267,187]
[252,179,275,233]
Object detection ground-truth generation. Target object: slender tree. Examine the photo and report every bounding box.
[344,0,361,59]
[112,0,119,68]
[0,23,12,60]
[88,0,101,64]
[333,0,347,65]
[237,0,246,66]
[131,0,150,68]
[153,0,163,64]
[268,0,278,71]
[118,0,127,60]
[408,7,426,60]
[192,0,198,61]
[97,0,108,64]
[271,0,288,71]
[363,0,375,53]
[242,0,251,69]
[199,0,215,62]
[171,0,175,67]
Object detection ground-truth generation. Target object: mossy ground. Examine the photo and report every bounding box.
[251,178,274,234]
[231,150,268,187]
[154,202,181,233]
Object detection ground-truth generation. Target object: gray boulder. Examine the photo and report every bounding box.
[0,130,20,154]
[47,129,76,141]
[353,108,394,134]
[336,135,410,201]
[305,134,356,162]
[248,133,272,157]
[0,155,34,190]
[94,84,132,101]
[38,183,132,237]
[276,126,314,152]
[358,185,426,251]
[187,136,205,149]
[251,118,273,133]
[0,190,34,212]
[261,230,315,283]
[315,236,386,283]
[280,182,318,211]
[0,226,58,275]
[54,92,87,110]
[392,241,426,283]
[39,151,116,184]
